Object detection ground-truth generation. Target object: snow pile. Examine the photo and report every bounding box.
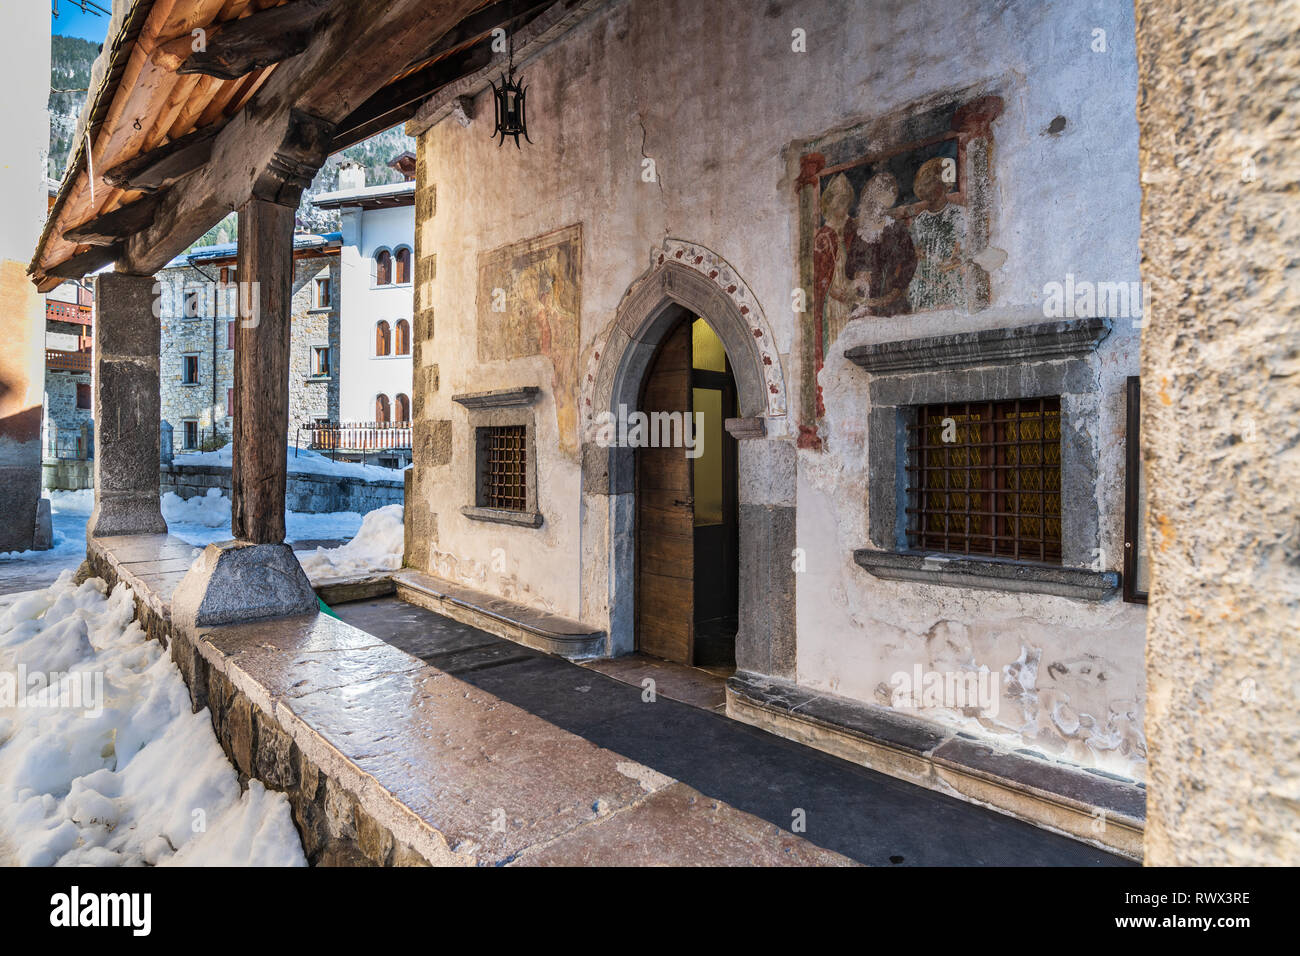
[161,488,230,528]
[298,505,404,580]
[48,489,95,516]
[180,442,404,482]
[0,572,306,867]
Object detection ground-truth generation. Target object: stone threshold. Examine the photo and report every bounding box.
[725,671,1145,861]
[311,572,396,606]
[80,533,851,866]
[392,568,606,659]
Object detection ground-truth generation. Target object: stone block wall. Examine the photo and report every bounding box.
[158,254,340,454]
[160,463,404,514]
[1136,0,1300,865]
[43,370,92,451]
[79,550,428,866]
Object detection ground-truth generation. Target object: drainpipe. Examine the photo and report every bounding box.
[189,258,221,443]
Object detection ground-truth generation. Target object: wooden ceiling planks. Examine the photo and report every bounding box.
[35,0,285,290]
[35,0,546,289]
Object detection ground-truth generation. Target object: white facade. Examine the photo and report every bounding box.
[315,177,416,424]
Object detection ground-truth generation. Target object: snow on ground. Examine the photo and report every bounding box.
[297,505,403,579]
[0,571,306,866]
[0,491,367,584]
[180,442,407,482]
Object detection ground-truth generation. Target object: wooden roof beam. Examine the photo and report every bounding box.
[177,0,336,82]
[120,0,485,275]
[64,194,166,246]
[101,125,219,192]
[48,244,123,279]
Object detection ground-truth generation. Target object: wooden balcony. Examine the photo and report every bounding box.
[46,300,93,327]
[46,348,92,372]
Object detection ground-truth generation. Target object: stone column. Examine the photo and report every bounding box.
[1137,0,1300,865]
[87,272,167,539]
[733,428,798,680]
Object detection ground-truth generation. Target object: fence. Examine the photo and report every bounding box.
[44,425,92,460]
[295,421,412,461]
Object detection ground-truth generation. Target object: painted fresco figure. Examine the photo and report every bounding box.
[848,171,917,316]
[812,173,857,351]
[906,157,966,311]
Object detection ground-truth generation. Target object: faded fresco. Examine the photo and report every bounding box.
[796,95,1003,449]
[477,223,582,456]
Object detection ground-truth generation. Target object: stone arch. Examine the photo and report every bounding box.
[583,239,786,432]
[582,241,796,674]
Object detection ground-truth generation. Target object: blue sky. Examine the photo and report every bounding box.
[51,1,111,44]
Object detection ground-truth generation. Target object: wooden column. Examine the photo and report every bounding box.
[231,197,295,544]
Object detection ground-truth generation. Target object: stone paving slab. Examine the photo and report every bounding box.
[335,598,1134,867]
[513,782,853,866]
[581,653,728,712]
[191,598,856,866]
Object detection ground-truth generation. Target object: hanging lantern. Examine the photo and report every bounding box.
[491,68,532,148]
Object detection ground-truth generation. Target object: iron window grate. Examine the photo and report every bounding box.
[905,397,1062,563]
[481,425,528,511]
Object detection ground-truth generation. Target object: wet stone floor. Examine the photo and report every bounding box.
[333,596,1132,867]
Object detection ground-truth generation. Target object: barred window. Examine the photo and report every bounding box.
[905,397,1062,563]
[478,425,528,512]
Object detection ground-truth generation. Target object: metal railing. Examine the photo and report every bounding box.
[45,431,91,461]
[294,421,412,461]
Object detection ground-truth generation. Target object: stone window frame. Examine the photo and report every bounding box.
[846,318,1120,601]
[309,344,332,379]
[180,352,201,386]
[181,283,205,320]
[311,274,333,311]
[181,418,199,451]
[453,387,543,529]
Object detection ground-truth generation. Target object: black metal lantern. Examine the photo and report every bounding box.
[491,67,531,148]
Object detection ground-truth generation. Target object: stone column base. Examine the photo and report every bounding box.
[88,493,168,538]
[172,541,318,630]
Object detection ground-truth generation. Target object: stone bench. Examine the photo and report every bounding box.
[392,569,606,659]
[726,670,1145,860]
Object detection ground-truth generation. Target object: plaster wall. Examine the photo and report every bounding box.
[413,0,1147,777]
[338,205,415,423]
[0,0,50,552]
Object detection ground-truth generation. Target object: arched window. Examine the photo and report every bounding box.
[395,393,410,422]
[375,320,391,356]
[375,394,391,423]
[395,247,411,284]
[375,249,392,286]
[394,318,411,355]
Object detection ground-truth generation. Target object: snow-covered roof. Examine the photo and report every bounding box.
[163,232,343,270]
[311,180,416,210]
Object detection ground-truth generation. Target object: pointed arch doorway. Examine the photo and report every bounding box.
[585,246,796,683]
[635,311,740,668]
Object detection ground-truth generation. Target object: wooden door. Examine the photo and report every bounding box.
[636,320,694,663]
